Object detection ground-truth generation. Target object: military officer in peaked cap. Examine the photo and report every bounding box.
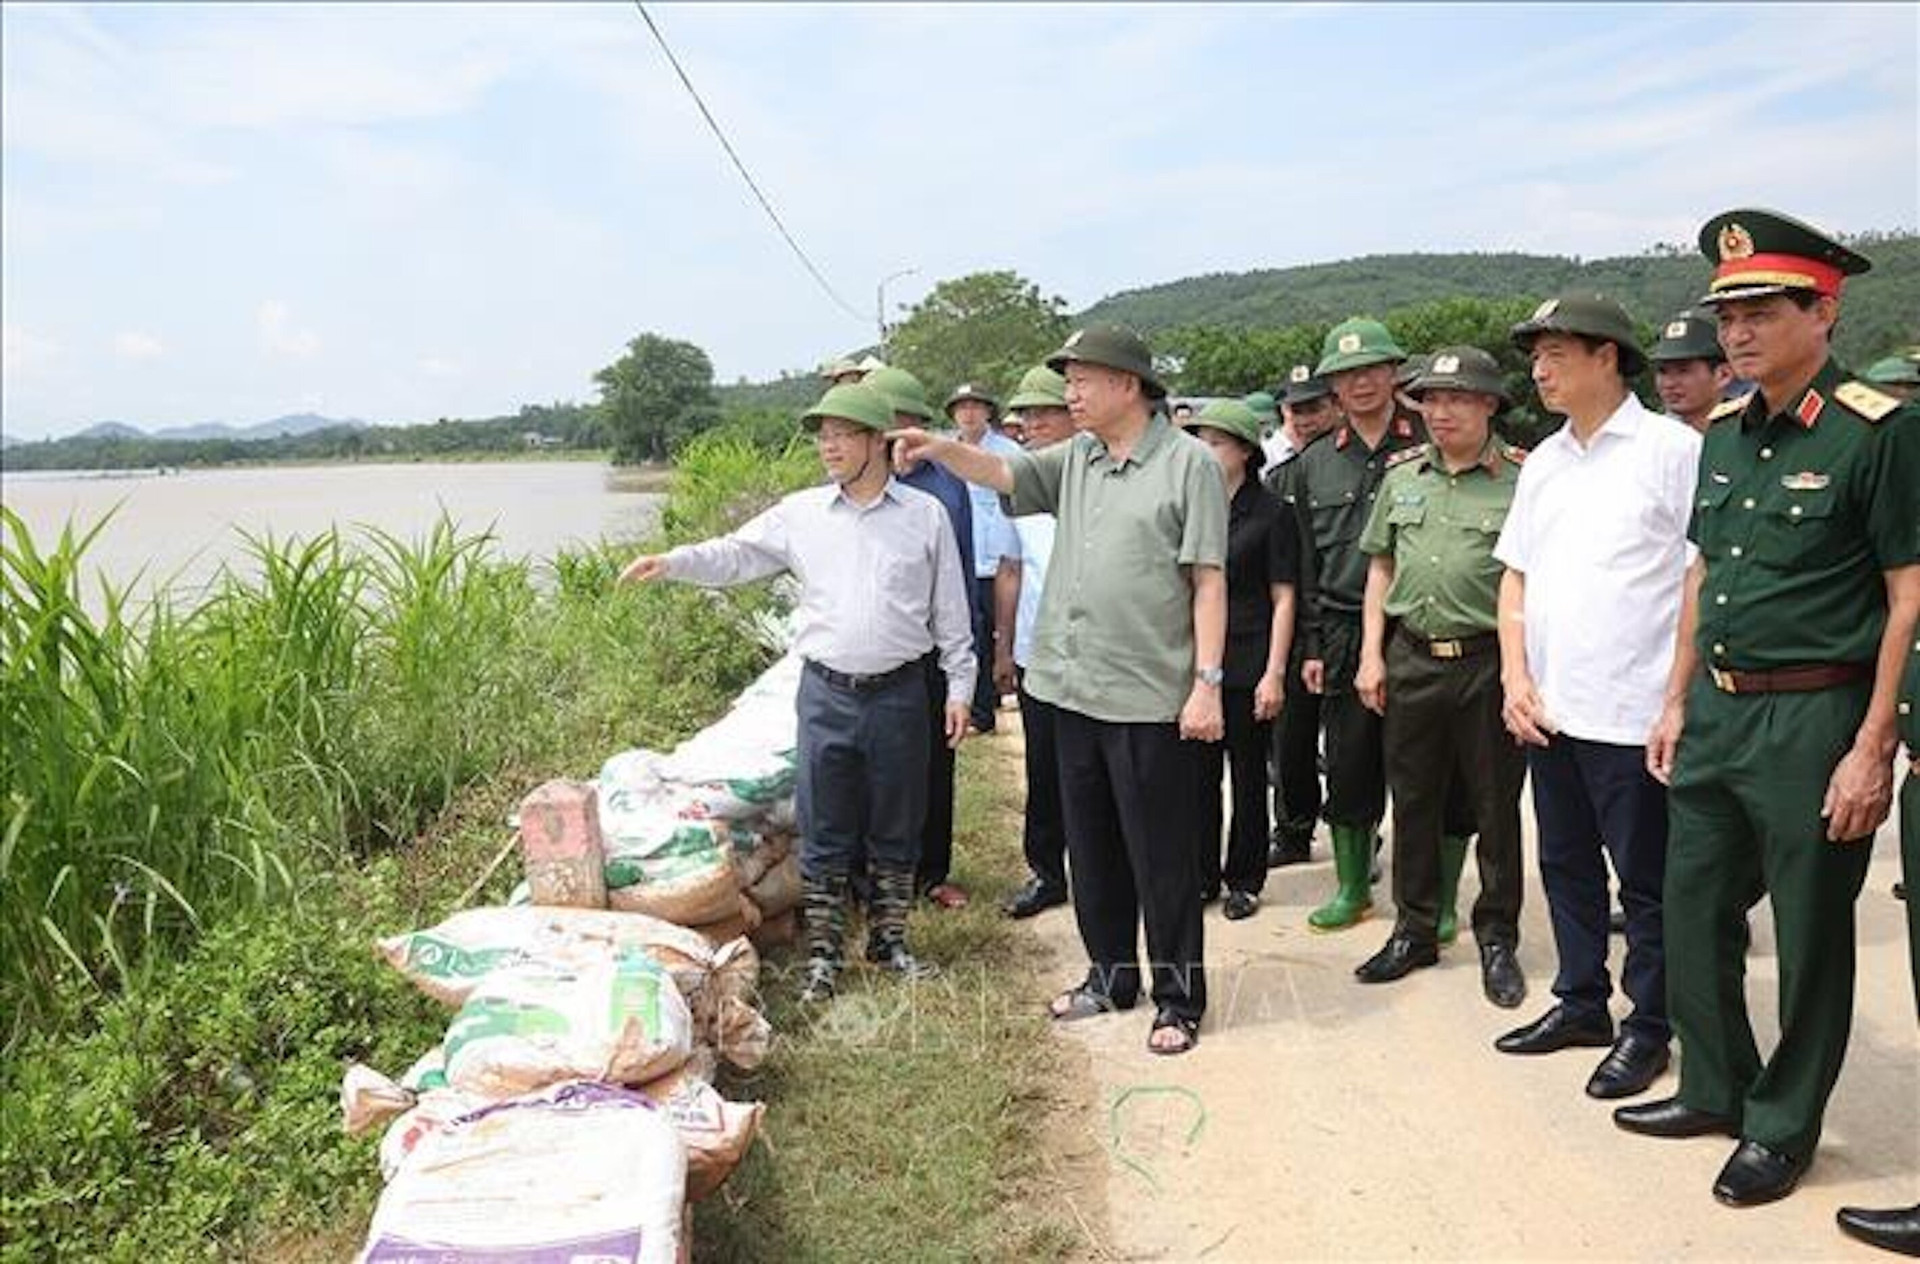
[1615,209,1920,1208]
[1650,308,1736,432]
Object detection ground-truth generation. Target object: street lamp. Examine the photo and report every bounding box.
[877,266,918,352]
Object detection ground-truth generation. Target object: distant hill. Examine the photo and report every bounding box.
[1078,232,1920,368]
[150,412,368,442]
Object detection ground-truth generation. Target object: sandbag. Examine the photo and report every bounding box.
[442,948,694,1098]
[357,1081,687,1264]
[599,792,742,926]
[749,907,797,951]
[641,1064,765,1202]
[730,825,792,890]
[518,778,608,909]
[745,851,801,918]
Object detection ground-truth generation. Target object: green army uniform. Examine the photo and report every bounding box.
[1357,349,1528,963]
[1661,209,1920,1171]
[1901,634,1919,1016]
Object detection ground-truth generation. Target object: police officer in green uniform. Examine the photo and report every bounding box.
[1650,308,1735,432]
[1291,319,1474,931]
[1350,347,1529,1007]
[1835,631,1920,1254]
[1616,208,1920,1209]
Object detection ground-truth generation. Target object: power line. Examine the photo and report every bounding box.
[632,1,867,326]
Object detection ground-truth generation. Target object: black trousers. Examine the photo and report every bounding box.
[1318,614,1388,829]
[1528,734,1670,1040]
[969,576,998,731]
[1198,686,1273,896]
[1055,708,1206,1021]
[914,654,958,891]
[1381,634,1525,947]
[795,664,929,881]
[1017,669,1068,893]
[1271,645,1323,836]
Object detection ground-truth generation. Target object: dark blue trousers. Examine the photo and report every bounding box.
[1016,668,1068,894]
[794,663,929,881]
[1528,734,1670,1041]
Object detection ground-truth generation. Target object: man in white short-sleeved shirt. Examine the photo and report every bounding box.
[1491,292,1701,1102]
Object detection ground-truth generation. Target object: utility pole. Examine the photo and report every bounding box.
[876,266,918,353]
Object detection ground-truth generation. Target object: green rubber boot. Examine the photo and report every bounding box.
[1436,834,1471,945]
[1308,825,1376,932]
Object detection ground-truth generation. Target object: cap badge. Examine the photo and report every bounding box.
[1532,298,1559,321]
[1337,333,1361,355]
[1432,354,1461,373]
[1781,471,1830,492]
[1665,320,1689,339]
[1290,366,1309,383]
[1719,222,1756,261]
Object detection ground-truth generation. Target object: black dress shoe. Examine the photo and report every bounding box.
[1494,1003,1614,1055]
[1222,890,1260,921]
[1714,1139,1809,1207]
[1612,1096,1739,1138]
[1585,1033,1671,1099]
[1003,878,1068,919]
[1479,942,1526,1008]
[1355,933,1439,983]
[1836,1203,1920,1256]
[1267,835,1312,868]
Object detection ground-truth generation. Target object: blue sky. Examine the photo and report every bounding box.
[3,2,1914,439]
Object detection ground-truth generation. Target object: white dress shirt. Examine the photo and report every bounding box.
[1493,395,1701,745]
[665,479,977,703]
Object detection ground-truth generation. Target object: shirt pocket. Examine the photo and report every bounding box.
[1386,500,1428,527]
[1690,478,1735,546]
[1750,487,1842,569]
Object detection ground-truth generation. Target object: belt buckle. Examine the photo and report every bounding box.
[1431,639,1463,660]
[1709,666,1737,693]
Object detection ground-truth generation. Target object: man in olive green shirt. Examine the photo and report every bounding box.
[1618,208,1920,1209]
[1350,348,1529,1009]
[893,324,1228,1056]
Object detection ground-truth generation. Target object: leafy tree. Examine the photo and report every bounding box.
[593,333,719,464]
[888,271,1071,402]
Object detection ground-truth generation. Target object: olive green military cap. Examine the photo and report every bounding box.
[1395,353,1432,389]
[1407,345,1510,409]
[1648,308,1725,364]
[1863,354,1920,388]
[1006,364,1068,410]
[801,382,895,434]
[819,355,861,381]
[1315,317,1406,376]
[1279,363,1332,406]
[1243,390,1280,429]
[863,364,937,422]
[1510,290,1647,377]
[943,382,1001,418]
[1182,398,1266,470]
[1697,207,1871,305]
[1046,324,1168,399]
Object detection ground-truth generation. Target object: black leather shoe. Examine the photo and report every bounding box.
[1222,890,1260,921]
[1003,878,1068,919]
[1713,1139,1809,1207]
[1836,1203,1920,1256]
[1267,835,1312,868]
[1612,1096,1739,1138]
[1479,942,1526,1008]
[1355,933,1439,983]
[1585,1033,1671,1099]
[1494,1003,1614,1055]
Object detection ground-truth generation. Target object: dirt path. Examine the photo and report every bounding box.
[1005,716,1919,1262]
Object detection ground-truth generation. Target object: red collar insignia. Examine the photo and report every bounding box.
[1795,389,1823,428]
[1334,426,1352,450]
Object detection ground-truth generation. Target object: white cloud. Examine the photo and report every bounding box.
[256,301,320,359]
[112,330,164,360]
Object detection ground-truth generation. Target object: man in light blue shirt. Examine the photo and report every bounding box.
[947,383,1023,735]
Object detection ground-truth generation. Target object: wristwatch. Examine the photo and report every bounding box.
[1196,666,1224,687]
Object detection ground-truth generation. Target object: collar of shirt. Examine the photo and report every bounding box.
[1418,436,1507,479]
[1227,475,1264,520]
[1083,412,1172,471]
[1333,410,1419,453]
[829,477,908,514]
[1545,392,1651,460]
[1740,357,1846,433]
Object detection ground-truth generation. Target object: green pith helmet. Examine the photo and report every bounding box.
[1046,324,1167,399]
[801,382,894,434]
[1648,308,1725,364]
[1863,354,1920,387]
[943,382,1001,419]
[1696,206,1871,305]
[1315,317,1407,377]
[1182,398,1266,474]
[1510,290,1647,377]
[1395,353,1432,389]
[1408,346,1511,410]
[819,355,861,381]
[1243,390,1280,429]
[1006,364,1068,410]
[862,365,936,422]
[1279,363,1332,406]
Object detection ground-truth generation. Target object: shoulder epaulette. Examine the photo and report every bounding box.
[1500,443,1528,464]
[1833,381,1902,424]
[1384,443,1429,469]
[1707,394,1753,424]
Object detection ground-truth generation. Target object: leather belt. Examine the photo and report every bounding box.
[1396,625,1497,660]
[805,658,920,693]
[1704,662,1873,695]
